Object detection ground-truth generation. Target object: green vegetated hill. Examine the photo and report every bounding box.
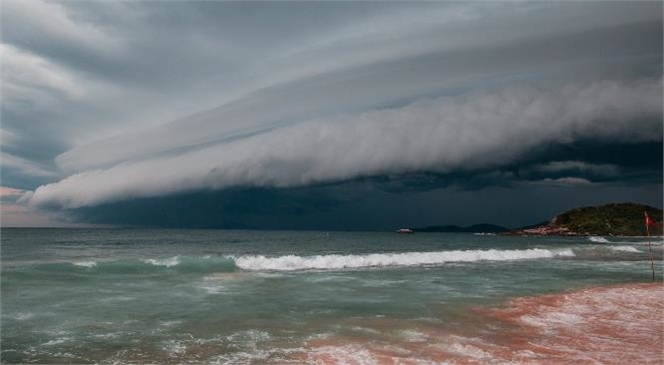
[553,203,662,236]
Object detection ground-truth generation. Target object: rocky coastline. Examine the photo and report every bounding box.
[503,203,662,237]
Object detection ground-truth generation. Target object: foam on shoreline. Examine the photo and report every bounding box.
[297,283,664,364]
[479,282,664,364]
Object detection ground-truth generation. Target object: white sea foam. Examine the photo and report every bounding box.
[226,329,271,344]
[73,260,97,268]
[304,332,334,341]
[196,282,228,295]
[300,345,380,365]
[349,326,380,335]
[588,237,663,246]
[521,312,584,328]
[11,312,34,320]
[398,329,428,343]
[619,240,664,246]
[449,342,492,360]
[161,339,187,357]
[609,245,640,253]
[42,336,74,346]
[142,256,180,267]
[589,236,609,243]
[92,332,119,339]
[233,248,575,271]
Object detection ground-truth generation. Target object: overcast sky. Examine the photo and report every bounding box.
[1,1,662,229]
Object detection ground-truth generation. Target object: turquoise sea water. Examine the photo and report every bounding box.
[2,228,662,364]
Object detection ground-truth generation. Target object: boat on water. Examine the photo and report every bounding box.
[396,228,414,234]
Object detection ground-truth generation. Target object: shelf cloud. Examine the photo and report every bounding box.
[2,1,662,227]
[22,78,662,209]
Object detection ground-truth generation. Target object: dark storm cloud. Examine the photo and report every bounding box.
[22,77,663,209]
[64,187,344,229]
[2,1,662,227]
[516,142,664,184]
[58,137,662,230]
[62,177,663,231]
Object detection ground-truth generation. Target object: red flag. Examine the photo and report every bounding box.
[645,212,656,227]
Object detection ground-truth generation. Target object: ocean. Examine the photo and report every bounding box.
[2,228,662,364]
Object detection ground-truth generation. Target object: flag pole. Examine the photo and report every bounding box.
[645,211,655,281]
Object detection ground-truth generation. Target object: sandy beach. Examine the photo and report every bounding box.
[300,283,664,364]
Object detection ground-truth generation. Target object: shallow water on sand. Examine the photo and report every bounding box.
[2,229,662,364]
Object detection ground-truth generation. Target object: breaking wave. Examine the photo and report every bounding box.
[72,260,97,268]
[233,248,575,271]
[142,256,181,267]
[608,246,640,253]
[589,236,609,243]
[29,248,589,274]
[46,256,238,274]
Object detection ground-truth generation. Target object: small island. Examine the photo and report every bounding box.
[504,203,663,236]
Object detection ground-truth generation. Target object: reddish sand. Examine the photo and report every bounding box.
[297,283,664,364]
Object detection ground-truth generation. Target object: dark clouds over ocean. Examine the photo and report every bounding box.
[2,1,662,228]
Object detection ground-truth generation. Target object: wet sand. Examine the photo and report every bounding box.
[298,283,664,364]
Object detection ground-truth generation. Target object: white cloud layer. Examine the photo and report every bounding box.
[1,152,57,178]
[22,78,662,209]
[3,1,661,181]
[1,44,87,109]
